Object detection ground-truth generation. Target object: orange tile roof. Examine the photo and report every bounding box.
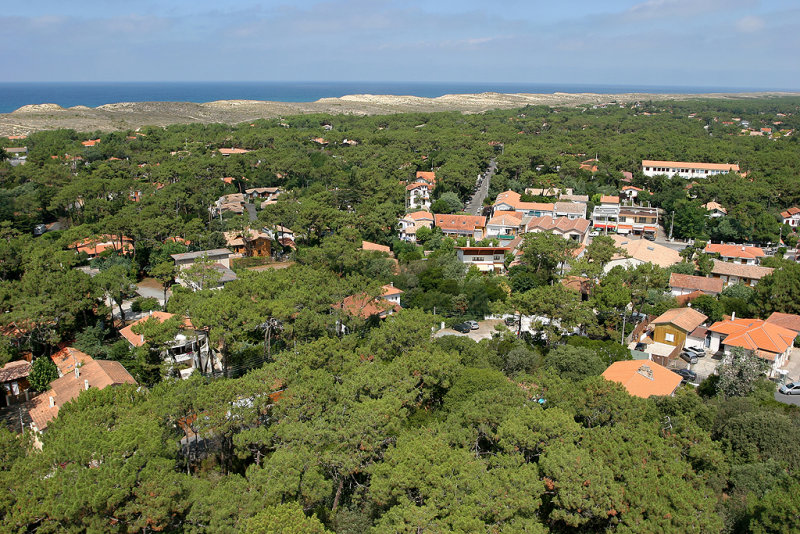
[709,318,796,355]
[669,273,723,294]
[488,212,523,227]
[119,312,194,348]
[705,244,764,260]
[434,214,486,233]
[652,307,708,332]
[218,148,250,155]
[381,284,404,297]
[406,181,434,191]
[600,195,620,204]
[27,360,136,431]
[703,201,727,214]
[781,207,800,218]
[50,347,94,377]
[402,211,434,221]
[602,360,682,398]
[676,290,705,306]
[415,171,436,183]
[642,160,740,172]
[81,139,101,147]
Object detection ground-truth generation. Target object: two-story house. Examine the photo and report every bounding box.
[617,206,658,237]
[434,214,487,240]
[397,211,434,242]
[704,244,765,265]
[708,316,796,377]
[456,245,510,273]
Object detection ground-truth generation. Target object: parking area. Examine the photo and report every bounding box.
[686,351,724,384]
[778,347,800,383]
[434,319,504,342]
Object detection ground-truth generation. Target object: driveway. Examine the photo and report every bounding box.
[688,351,724,383]
[434,319,503,342]
[774,390,800,406]
[779,347,800,383]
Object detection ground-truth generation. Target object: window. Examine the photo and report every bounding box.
[665,333,675,343]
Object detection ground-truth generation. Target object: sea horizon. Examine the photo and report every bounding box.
[1,81,798,114]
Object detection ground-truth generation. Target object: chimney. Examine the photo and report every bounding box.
[140,334,144,344]
[74,366,80,379]
[49,396,55,407]
[84,379,89,391]
[731,311,736,320]
[637,364,654,381]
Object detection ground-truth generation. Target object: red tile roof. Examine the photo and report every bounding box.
[337,294,401,319]
[526,215,590,234]
[415,171,436,183]
[119,312,194,348]
[406,181,434,191]
[27,360,136,431]
[781,207,800,218]
[51,347,94,377]
[710,260,773,280]
[766,312,800,333]
[669,273,724,294]
[218,148,250,155]
[0,360,31,383]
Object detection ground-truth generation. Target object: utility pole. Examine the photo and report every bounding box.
[669,210,675,240]
[621,313,627,345]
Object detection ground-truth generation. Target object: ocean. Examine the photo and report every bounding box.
[0,81,788,114]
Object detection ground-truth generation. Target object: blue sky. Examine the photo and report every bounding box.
[2,0,798,88]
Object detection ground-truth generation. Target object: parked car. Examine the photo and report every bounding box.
[779,382,800,395]
[684,346,706,358]
[504,316,518,327]
[679,351,698,365]
[453,322,471,333]
[589,230,600,237]
[673,368,697,383]
[644,234,656,241]
[466,320,479,330]
[634,342,648,352]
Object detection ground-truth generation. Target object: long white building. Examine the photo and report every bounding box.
[641,160,739,179]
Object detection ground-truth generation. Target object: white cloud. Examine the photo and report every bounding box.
[735,15,766,32]
[625,0,755,20]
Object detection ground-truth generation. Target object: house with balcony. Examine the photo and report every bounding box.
[456,245,510,273]
[617,206,659,237]
[120,312,214,379]
[591,197,621,233]
[493,190,555,217]
[669,273,723,297]
[485,211,523,238]
[406,182,433,210]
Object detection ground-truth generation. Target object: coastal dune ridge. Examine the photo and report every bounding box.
[2,91,798,136]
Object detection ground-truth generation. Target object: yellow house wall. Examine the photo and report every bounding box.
[652,324,687,347]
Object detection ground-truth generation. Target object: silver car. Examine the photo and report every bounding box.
[779,382,800,395]
[466,320,479,330]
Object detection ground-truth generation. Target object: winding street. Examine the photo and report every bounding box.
[465,158,496,215]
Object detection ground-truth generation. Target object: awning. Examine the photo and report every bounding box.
[617,228,631,234]
[617,224,633,230]
[644,226,657,232]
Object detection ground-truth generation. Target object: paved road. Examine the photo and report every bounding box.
[775,391,800,406]
[245,203,258,222]
[465,158,496,215]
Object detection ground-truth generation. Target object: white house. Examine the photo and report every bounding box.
[456,245,510,273]
[707,317,796,377]
[703,202,728,218]
[641,160,740,179]
[485,212,523,237]
[406,182,433,210]
[704,244,765,265]
[781,207,800,227]
[398,211,434,242]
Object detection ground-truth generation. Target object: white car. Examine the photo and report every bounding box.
[589,230,600,237]
[466,320,480,330]
[779,382,800,395]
